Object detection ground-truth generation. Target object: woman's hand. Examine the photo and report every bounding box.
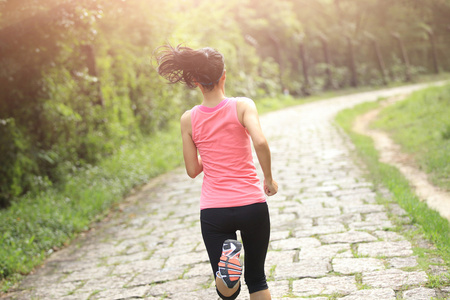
[264,179,278,196]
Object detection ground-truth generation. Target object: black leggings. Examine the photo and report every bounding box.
[200,202,270,294]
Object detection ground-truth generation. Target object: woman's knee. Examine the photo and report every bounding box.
[247,279,268,294]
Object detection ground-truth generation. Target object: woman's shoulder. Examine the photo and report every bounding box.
[180,109,193,123]
[234,97,256,110]
[233,97,255,107]
[180,109,194,134]
[234,97,258,124]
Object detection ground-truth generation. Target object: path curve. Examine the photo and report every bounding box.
[353,94,450,221]
[3,82,449,300]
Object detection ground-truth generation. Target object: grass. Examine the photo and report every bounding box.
[427,273,450,288]
[373,84,450,190]
[335,93,450,266]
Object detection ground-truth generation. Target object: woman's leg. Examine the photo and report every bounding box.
[237,203,271,298]
[200,208,241,299]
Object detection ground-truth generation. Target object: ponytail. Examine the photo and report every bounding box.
[155,44,224,91]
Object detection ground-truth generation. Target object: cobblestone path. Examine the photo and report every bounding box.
[4,83,449,299]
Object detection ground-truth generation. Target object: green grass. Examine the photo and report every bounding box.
[0,122,183,291]
[373,84,450,190]
[335,97,450,266]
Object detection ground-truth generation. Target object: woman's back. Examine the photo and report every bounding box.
[191,98,265,210]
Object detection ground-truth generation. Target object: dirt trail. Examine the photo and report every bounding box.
[353,95,450,222]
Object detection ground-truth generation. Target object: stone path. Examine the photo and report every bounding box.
[3,82,450,299]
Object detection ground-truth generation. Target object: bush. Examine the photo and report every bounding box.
[0,118,37,207]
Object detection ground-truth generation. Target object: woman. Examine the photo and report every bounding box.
[156,44,277,300]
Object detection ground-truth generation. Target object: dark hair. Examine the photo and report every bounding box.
[155,44,225,91]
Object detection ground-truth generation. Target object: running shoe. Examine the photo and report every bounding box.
[217,239,242,288]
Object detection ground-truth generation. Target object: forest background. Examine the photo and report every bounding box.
[1,0,450,288]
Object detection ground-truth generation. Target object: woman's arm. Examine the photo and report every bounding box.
[238,99,278,196]
[180,110,203,178]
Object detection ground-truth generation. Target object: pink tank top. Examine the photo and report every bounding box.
[190,98,266,210]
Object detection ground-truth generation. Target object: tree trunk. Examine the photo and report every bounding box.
[427,30,439,74]
[347,37,358,87]
[320,37,333,89]
[81,44,104,107]
[372,39,387,85]
[299,42,311,95]
[268,33,284,92]
[393,34,411,82]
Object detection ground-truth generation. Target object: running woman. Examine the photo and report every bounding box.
[156,44,278,300]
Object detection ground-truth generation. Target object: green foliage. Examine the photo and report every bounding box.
[374,84,450,190]
[0,118,38,206]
